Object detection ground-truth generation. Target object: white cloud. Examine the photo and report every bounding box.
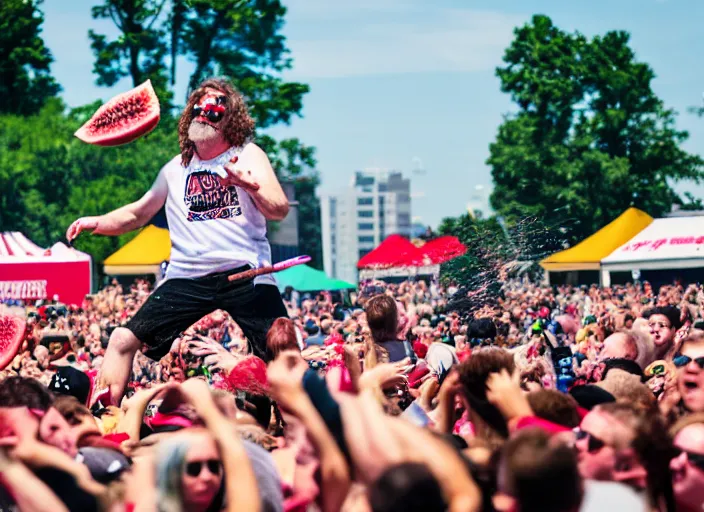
[283,2,525,79]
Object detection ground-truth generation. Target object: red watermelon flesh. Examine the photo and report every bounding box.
[74,79,160,147]
[0,315,26,371]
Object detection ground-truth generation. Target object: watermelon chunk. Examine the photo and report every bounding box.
[0,315,26,371]
[74,79,161,147]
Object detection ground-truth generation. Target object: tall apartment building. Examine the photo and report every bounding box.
[321,170,411,284]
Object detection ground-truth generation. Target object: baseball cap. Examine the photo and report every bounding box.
[49,366,91,405]
[78,447,132,484]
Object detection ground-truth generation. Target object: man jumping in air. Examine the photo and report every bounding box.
[67,78,289,405]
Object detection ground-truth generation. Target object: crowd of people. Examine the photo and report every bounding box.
[1,275,704,511]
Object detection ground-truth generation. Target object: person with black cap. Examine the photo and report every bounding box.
[49,365,92,406]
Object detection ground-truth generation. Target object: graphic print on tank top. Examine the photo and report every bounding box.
[184,171,242,222]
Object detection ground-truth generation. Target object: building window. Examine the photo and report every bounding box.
[359,249,372,259]
[358,236,374,243]
[358,210,373,218]
[398,213,411,225]
[357,197,373,206]
[358,223,374,230]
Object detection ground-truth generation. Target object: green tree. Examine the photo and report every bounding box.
[89,0,309,126]
[89,0,172,103]
[437,209,572,313]
[489,15,704,244]
[0,0,61,115]
[177,0,308,127]
[0,97,179,263]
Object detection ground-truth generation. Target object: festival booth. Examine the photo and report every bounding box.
[103,225,171,281]
[601,216,704,288]
[276,264,355,293]
[0,232,92,306]
[357,234,467,280]
[540,208,654,286]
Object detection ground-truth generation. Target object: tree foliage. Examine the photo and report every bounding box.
[88,0,309,125]
[489,15,704,244]
[0,98,180,263]
[437,211,568,314]
[0,0,61,115]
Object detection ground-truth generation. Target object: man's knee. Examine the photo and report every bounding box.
[108,327,141,354]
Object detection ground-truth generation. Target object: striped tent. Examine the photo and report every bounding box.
[0,232,92,305]
[0,231,45,259]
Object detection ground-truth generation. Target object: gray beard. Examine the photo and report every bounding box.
[188,120,220,144]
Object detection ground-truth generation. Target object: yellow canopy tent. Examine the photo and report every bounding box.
[103,225,171,277]
[540,207,653,274]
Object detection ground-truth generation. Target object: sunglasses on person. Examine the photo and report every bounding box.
[192,95,227,123]
[673,354,704,369]
[574,428,606,453]
[185,459,222,477]
[672,447,704,471]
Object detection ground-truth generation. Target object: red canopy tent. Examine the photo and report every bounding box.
[419,235,467,264]
[357,234,467,279]
[357,234,426,269]
[0,232,92,306]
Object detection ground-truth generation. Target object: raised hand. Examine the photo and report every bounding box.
[66,216,100,243]
[267,350,309,414]
[222,156,260,192]
[486,368,533,423]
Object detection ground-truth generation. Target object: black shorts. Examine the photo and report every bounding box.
[126,266,287,361]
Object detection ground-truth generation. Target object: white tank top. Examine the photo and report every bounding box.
[161,144,275,286]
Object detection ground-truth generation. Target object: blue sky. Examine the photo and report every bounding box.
[41,0,704,229]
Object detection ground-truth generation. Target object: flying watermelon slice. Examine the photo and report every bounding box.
[75,79,161,146]
[0,314,26,371]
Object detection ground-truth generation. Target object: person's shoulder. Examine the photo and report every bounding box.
[239,142,270,162]
[160,154,184,173]
[581,480,648,511]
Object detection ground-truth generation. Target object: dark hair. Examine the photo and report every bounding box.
[500,428,583,512]
[365,294,399,343]
[0,376,53,410]
[266,317,299,358]
[527,389,581,428]
[53,395,92,426]
[457,348,515,444]
[178,77,255,167]
[602,358,644,381]
[467,318,497,341]
[368,463,446,512]
[644,306,682,330]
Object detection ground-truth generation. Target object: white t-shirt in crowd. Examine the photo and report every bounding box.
[580,480,648,512]
[160,144,275,286]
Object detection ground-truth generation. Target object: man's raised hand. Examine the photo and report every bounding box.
[222,156,260,192]
[66,216,100,243]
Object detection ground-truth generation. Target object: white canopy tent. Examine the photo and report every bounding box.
[600,216,704,285]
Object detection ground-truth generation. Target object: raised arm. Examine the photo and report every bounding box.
[66,167,168,242]
[179,379,261,512]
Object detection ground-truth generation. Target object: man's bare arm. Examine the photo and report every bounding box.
[66,170,168,242]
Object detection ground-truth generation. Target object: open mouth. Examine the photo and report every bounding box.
[684,381,699,390]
